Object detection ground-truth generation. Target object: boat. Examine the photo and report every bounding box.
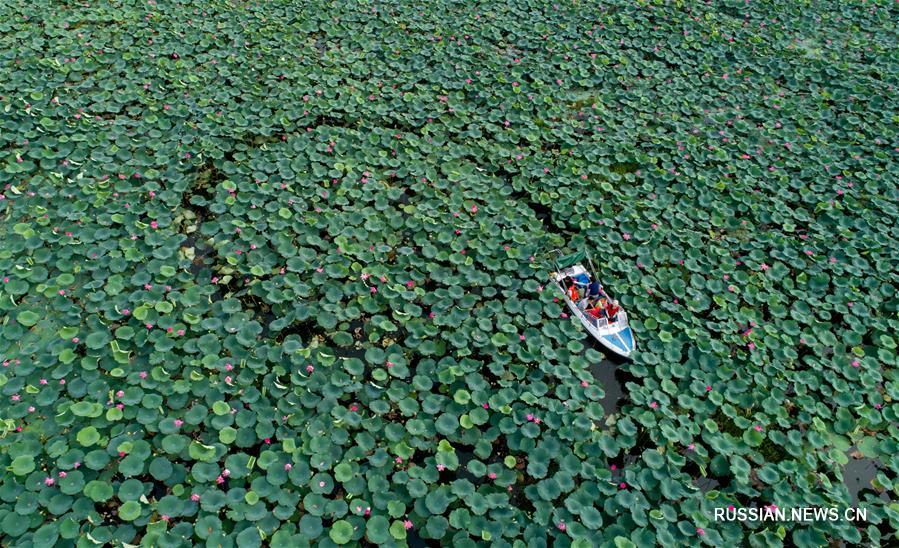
[549,250,636,358]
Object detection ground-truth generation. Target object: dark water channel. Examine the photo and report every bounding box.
[843,451,888,505]
[587,342,633,425]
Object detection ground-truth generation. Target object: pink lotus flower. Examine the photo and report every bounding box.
[44,477,55,486]
[58,289,66,296]
[851,360,860,368]
[557,521,566,531]
[318,481,325,487]
[437,464,446,471]
[11,394,20,402]
[519,335,525,341]
[687,443,695,451]
[754,425,763,432]
[622,232,631,241]
[216,476,225,484]
[191,493,200,502]
[39,379,48,385]
[747,342,755,350]
[696,528,705,536]
[526,414,534,422]
[482,403,489,409]
[649,401,658,409]
[284,463,292,471]
[139,371,147,379]
[174,419,183,427]
[58,471,67,478]
[403,520,413,530]
[306,365,314,373]
[222,469,230,477]
[619,482,627,489]
[760,263,769,271]
[488,472,497,479]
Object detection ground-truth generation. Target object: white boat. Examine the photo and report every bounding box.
[550,252,636,359]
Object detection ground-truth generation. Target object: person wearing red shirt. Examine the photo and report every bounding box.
[567,283,579,301]
[606,299,620,320]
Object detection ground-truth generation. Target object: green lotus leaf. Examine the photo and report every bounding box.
[329,520,354,545]
[10,455,35,476]
[118,501,142,521]
[84,480,114,502]
[76,427,101,447]
[16,311,40,327]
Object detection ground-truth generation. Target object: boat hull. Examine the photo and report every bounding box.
[561,297,636,358]
[551,266,636,358]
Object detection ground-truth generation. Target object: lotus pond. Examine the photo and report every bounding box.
[1,0,897,546]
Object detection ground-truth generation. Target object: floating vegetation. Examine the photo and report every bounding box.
[0,0,896,546]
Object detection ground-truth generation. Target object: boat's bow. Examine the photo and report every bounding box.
[599,325,635,358]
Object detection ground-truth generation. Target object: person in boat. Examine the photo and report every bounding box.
[587,279,607,301]
[586,300,607,321]
[567,281,580,302]
[606,299,621,320]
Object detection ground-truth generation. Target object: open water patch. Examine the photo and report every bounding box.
[843,453,888,505]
